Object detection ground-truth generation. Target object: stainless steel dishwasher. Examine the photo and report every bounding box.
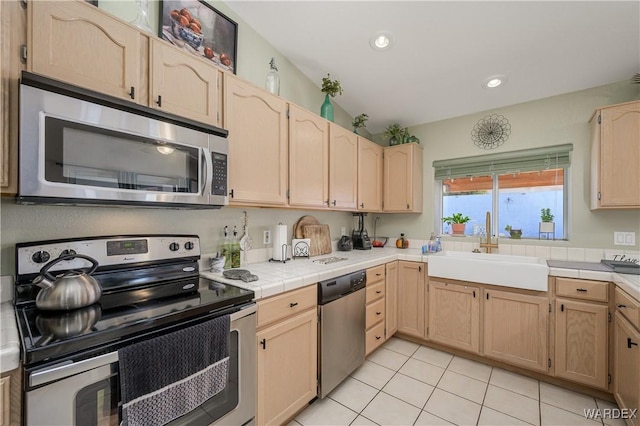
[317,270,366,398]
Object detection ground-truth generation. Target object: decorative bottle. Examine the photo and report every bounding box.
[396,233,409,249]
[265,57,280,95]
[129,0,153,34]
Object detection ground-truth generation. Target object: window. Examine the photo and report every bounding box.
[435,144,572,240]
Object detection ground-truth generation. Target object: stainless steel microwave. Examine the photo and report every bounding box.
[19,72,228,208]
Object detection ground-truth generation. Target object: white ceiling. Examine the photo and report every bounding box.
[225,1,640,134]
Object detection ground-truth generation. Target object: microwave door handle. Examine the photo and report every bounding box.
[202,149,213,196]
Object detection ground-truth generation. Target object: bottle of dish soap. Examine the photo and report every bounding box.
[396,233,409,249]
[231,225,241,268]
[221,226,231,269]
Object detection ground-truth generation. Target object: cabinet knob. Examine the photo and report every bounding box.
[406,204,410,209]
[376,290,382,294]
[325,199,330,206]
[376,311,381,315]
[332,200,337,206]
[360,203,364,208]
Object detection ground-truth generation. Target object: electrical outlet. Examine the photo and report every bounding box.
[263,230,271,245]
[341,227,346,236]
[614,232,636,246]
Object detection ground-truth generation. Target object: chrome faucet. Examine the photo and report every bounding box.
[479,211,499,253]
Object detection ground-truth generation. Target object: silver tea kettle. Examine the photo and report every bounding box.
[32,254,102,310]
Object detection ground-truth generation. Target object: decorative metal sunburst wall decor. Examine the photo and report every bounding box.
[471,114,511,149]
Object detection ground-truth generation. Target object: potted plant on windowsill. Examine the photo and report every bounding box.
[539,208,555,234]
[504,225,523,239]
[443,213,470,235]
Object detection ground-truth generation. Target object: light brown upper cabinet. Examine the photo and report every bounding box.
[590,100,640,209]
[1,0,25,195]
[149,40,221,126]
[357,137,383,212]
[29,0,144,104]
[288,105,330,208]
[383,143,423,212]
[223,73,288,206]
[329,123,358,210]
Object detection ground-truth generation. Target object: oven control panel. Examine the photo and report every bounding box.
[17,235,201,276]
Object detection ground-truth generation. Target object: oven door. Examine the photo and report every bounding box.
[19,82,222,208]
[25,305,256,426]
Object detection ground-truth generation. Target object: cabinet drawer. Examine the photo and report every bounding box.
[258,285,317,329]
[366,265,385,285]
[556,278,609,302]
[366,281,385,303]
[366,298,385,329]
[366,321,385,355]
[615,287,640,330]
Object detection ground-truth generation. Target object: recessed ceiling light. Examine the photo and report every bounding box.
[483,74,507,89]
[370,31,392,51]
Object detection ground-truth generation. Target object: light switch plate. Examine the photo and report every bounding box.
[614,232,636,246]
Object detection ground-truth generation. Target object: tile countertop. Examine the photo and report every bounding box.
[1,276,20,373]
[201,248,640,304]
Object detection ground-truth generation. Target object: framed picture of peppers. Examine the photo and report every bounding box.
[158,0,238,74]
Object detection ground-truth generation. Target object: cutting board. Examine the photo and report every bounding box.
[293,215,320,239]
[302,224,332,256]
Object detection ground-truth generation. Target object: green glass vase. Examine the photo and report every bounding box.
[320,94,334,122]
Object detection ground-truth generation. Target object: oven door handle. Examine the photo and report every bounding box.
[30,351,119,388]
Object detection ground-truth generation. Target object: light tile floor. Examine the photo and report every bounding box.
[290,337,626,426]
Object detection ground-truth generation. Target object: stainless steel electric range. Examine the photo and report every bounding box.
[14,235,256,426]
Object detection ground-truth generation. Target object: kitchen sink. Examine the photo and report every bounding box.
[428,251,549,291]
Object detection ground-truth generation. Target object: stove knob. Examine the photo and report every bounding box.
[31,251,51,264]
[169,242,180,252]
[184,241,194,250]
[60,249,77,259]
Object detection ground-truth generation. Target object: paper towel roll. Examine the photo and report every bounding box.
[272,223,288,261]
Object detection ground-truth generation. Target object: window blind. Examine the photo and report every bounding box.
[433,144,573,180]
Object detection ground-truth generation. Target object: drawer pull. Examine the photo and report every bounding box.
[376,290,382,294]
[128,86,135,99]
[616,304,627,309]
[376,311,381,315]
[289,302,298,308]
[156,95,162,107]
[260,339,266,349]
[576,288,588,292]
[628,338,638,349]
[376,336,382,340]
[376,273,383,276]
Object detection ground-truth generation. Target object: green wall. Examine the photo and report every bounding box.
[375,81,640,250]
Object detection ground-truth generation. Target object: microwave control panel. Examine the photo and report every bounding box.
[211,152,227,196]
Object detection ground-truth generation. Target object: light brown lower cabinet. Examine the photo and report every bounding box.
[397,261,426,339]
[0,376,9,426]
[484,289,549,373]
[614,312,640,426]
[428,280,480,353]
[256,286,317,426]
[385,261,399,338]
[554,299,609,389]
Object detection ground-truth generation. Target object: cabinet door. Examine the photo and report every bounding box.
[383,143,423,212]
[600,102,640,208]
[386,261,399,338]
[484,289,549,372]
[397,261,426,338]
[224,74,288,206]
[29,0,142,103]
[329,124,358,209]
[150,40,220,126]
[555,299,608,389]
[428,280,480,353]
[257,309,317,426]
[1,0,25,195]
[614,312,640,426]
[357,137,383,211]
[289,105,329,208]
[591,101,640,209]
